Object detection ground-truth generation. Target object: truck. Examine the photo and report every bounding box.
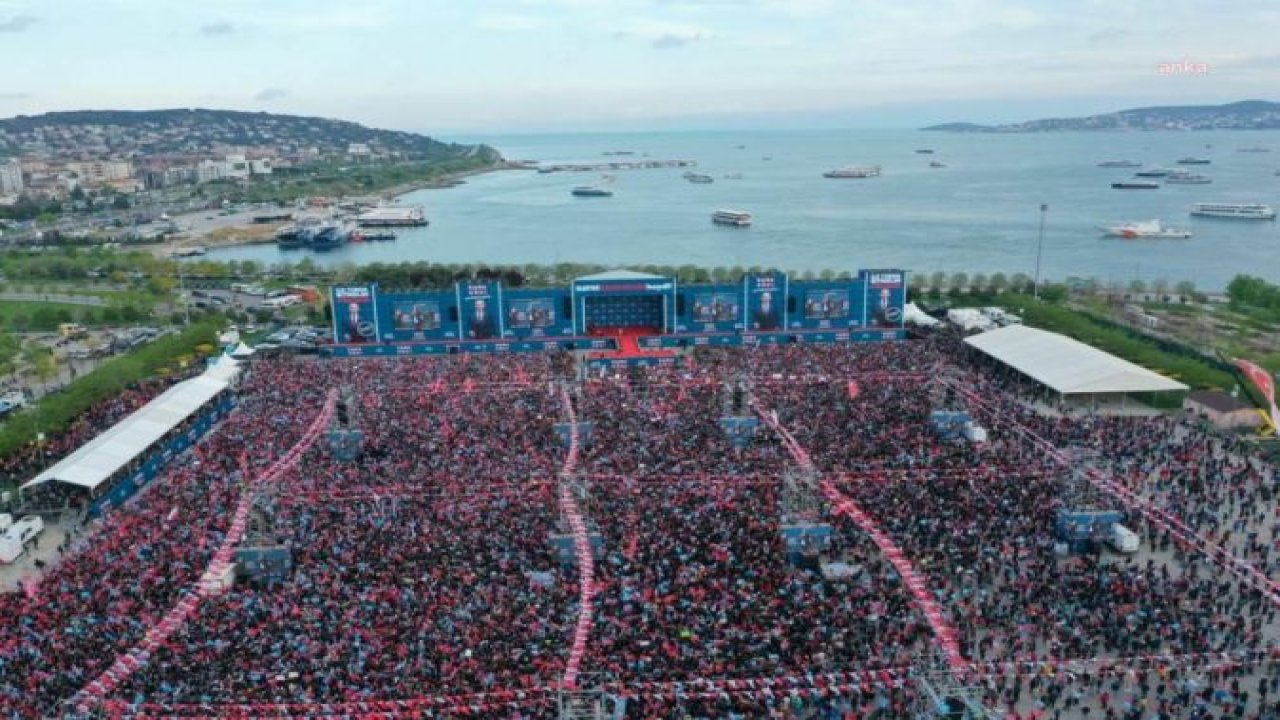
[1108,523,1140,554]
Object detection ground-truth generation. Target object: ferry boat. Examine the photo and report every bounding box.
[1177,157,1211,165]
[1097,160,1141,168]
[1189,203,1277,220]
[823,165,881,178]
[571,186,614,197]
[1134,168,1172,177]
[711,209,752,227]
[354,205,428,227]
[683,172,714,184]
[1100,220,1192,239]
[1165,171,1212,185]
[1112,181,1160,190]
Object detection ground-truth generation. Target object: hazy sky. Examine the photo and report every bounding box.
[0,0,1276,134]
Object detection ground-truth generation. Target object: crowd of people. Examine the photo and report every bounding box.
[1,336,1279,719]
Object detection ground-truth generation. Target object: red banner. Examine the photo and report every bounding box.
[1234,358,1279,430]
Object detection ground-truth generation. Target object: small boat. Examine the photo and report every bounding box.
[1135,168,1172,177]
[683,172,714,184]
[1190,203,1277,220]
[723,172,744,179]
[1097,160,1142,168]
[1238,147,1271,153]
[915,149,935,154]
[712,209,752,226]
[1112,181,1160,189]
[572,186,614,197]
[357,231,397,241]
[1100,220,1191,239]
[824,165,881,178]
[929,161,947,168]
[1177,157,1211,165]
[1165,171,1212,185]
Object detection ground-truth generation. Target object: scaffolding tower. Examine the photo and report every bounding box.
[910,649,994,719]
[558,676,625,719]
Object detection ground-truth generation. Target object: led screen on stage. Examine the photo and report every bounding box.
[331,284,380,344]
[803,290,849,320]
[507,298,557,329]
[392,300,442,332]
[862,270,907,326]
[458,281,501,340]
[691,292,739,324]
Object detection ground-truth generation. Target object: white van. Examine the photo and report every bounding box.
[1108,523,1140,554]
[0,515,43,564]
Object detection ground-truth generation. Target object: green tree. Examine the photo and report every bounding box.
[989,272,1009,294]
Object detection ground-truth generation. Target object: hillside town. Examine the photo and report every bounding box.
[0,109,491,210]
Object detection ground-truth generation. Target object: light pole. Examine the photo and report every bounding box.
[1034,203,1048,299]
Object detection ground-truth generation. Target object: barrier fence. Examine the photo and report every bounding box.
[556,383,595,691]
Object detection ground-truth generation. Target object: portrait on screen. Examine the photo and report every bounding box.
[692,293,739,324]
[392,301,442,332]
[507,299,556,329]
[804,290,849,320]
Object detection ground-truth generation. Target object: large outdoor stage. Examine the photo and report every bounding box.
[326,269,908,366]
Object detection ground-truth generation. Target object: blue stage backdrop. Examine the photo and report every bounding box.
[330,268,908,347]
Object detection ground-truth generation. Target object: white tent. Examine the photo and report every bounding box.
[23,374,230,492]
[964,325,1188,396]
[904,302,941,327]
[230,342,255,358]
[205,355,242,384]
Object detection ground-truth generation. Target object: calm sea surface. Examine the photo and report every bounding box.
[206,129,1280,291]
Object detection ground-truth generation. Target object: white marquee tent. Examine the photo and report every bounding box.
[23,373,230,494]
[964,325,1188,397]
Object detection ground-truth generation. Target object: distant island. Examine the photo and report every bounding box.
[922,99,1280,132]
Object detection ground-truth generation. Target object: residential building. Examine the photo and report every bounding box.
[65,160,133,185]
[0,159,22,195]
[250,159,273,176]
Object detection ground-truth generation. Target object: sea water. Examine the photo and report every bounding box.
[207,129,1280,290]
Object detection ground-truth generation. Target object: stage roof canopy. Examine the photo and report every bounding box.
[23,374,230,493]
[964,325,1189,396]
[575,270,667,282]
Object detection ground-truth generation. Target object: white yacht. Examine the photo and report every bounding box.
[823,165,881,178]
[1189,203,1276,220]
[711,209,753,226]
[1100,220,1192,239]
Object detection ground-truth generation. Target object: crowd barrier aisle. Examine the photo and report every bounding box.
[71,391,340,716]
[753,401,969,675]
[556,383,595,690]
[946,380,1280,608]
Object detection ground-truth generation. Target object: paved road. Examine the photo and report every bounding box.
[0,293,107,306]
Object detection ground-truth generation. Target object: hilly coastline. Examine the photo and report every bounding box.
[923,99,1280,132]
[0,108,499,162]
